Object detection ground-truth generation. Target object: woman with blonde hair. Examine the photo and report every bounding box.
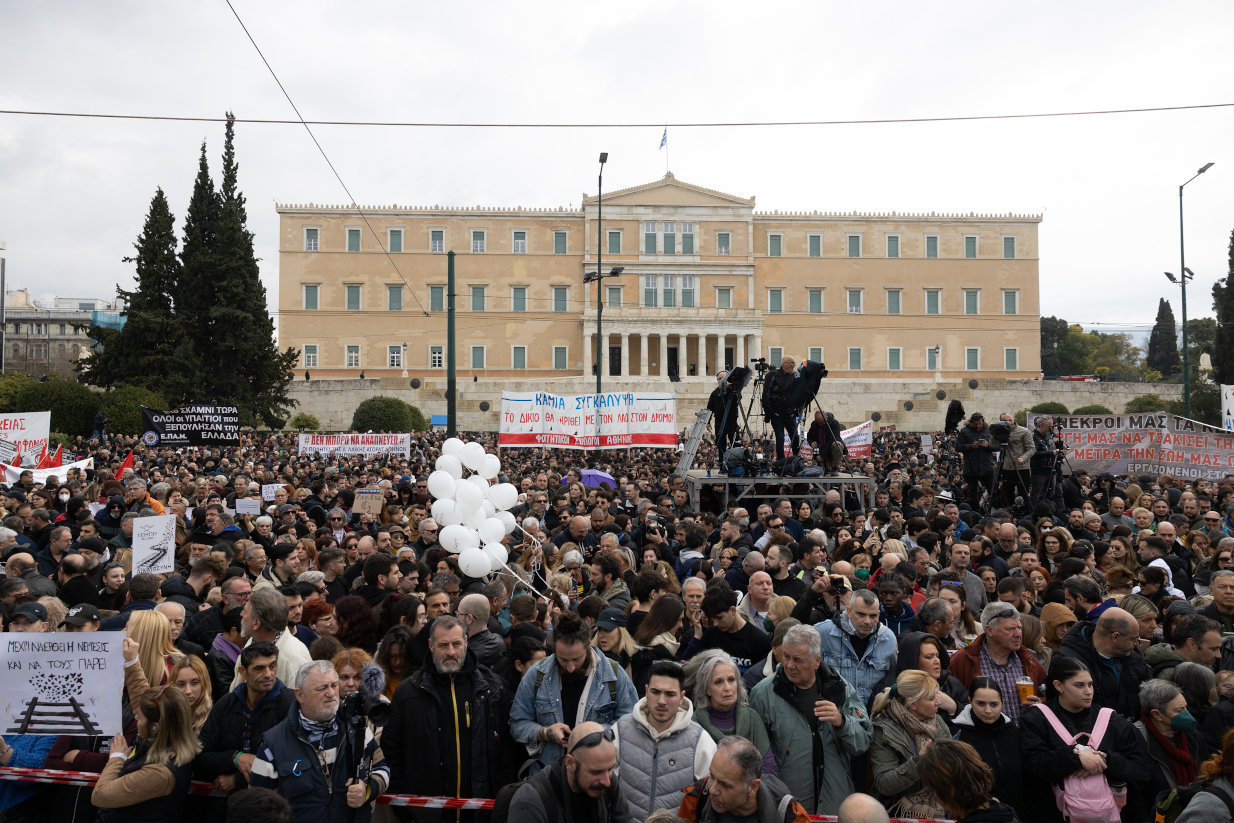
[869,669,951,818]
[168,655,213,735]
[127,610,183,692]
[38,596,66,633]
[592,609,641,677]
[768,595,797,627]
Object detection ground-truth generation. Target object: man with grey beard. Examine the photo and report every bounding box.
[382,615,520,818]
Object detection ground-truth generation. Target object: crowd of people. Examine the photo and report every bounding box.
[0,415,1233,823]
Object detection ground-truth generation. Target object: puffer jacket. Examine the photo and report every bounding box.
[867,705,949,808]
[748,659,873,815]
[196,678,296,789]
[957,423,995,477]
[818,610,897,705]
[952,704,1026,820]
[613,697,716,820]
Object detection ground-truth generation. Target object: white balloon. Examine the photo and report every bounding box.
[462,507,486,530]
[489,483,518,511]
[495,510,517,535]
[442,438,466,458]
[462,527,482,549]
[435,454,463,480]
[483,543,508,568]
[458,547,492,578]
[439,524,469,553]
[467,475,490,493]
[431,498,461,527]
[481,499,496,519]
[479,517,506,544]
[478,454,502,480]
[426,471,456,500]
[455,482,484,513]
[462,442,487,471]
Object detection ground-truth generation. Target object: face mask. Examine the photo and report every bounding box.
[59,493,70,502]
[1170,709,1197,733]
[856,569,871,580]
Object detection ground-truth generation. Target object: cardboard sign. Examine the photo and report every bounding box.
[235,498,262,515]
[498,391,677,450]
[261,484,283,501]
[352,489,385,515]
[0,632,126,736]
[132,514,176,575]
[841,420,874,458]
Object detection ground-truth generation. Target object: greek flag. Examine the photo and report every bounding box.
[659,128,667,149]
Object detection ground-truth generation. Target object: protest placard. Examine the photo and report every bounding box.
[498,391,678,450]
[0,632,125,736]
[840,420,874,458]
[235,498,262,515]
[261,484,282,501]
[352,489,385,515]
[132,515,176,575]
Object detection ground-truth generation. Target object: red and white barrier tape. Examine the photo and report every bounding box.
[0,766,949,821]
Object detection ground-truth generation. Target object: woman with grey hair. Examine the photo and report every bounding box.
[1129,676,1204,821]
[684,649,777,776]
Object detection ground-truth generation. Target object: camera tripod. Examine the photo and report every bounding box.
[984,448,1034,516]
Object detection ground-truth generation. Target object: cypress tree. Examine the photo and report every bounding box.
[1146,298,1180,376]
[1213,227,1234,386]
[178,142,221,361]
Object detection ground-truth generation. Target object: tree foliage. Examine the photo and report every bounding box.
[1124,394,1174,413]
[1091,333,1142,377]
[1030,402,1069,415]
[288,412,321,431]
[350,397,421,433]
[1072,404,1114,415]
[14,381,101,438]
[0,373,37,414]
[100,386,167,436]
[1213,227,1234,386]
[1040,316,1069,376]
[80,115,298,428]
[1146,298,1181,376]
[1057,325,1100,375]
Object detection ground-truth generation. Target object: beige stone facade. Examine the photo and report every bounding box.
[276,173,1041,381]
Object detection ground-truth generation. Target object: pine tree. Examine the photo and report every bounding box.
[81,188,190,397]
[178,142,221,359]
[1213,227,1234,386]
[1146,298,1181,376]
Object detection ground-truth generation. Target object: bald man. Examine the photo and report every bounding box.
[838,793,891,823]
[553,515,598,552]
[1054,606,1151,719]
[458,593,503,668]
[741,571,775,627]
[509,721,629,822]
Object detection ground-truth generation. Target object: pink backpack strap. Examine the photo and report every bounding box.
[1033,703,1082,746]
[1088,708,1114,749]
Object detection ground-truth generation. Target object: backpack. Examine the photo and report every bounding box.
[1034,704,1120,823]
[1153,782,1234,823]
[780,455,805,477]
[490,769,556,823]
[678,776,810,823]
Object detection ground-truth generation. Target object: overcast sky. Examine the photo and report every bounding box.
[1,1,1231,343]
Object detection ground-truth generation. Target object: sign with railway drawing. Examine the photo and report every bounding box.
[0,633,125,736]
[132,514,177,575]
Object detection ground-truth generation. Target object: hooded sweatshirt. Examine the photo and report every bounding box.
[1040,602,1076,654]
[612,696,717,820]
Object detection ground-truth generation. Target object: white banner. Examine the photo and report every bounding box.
[0,632,126,737]
[297,434,412,457]
[0,412,50,466]
[132,514,176,575]
[498,391,678,450]
[3,457,93,485]
[840,420,874,458]
[1223,384,1234,432]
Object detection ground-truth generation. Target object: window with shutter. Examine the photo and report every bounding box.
[512,288,527,312]
[644,222,656,254]
[808,290,822,314]
[346,285,361,311]
[554,347,568,370]
[607,231,620,254]
[717,232,730,255]
[607,287,621,308]
[471,287,486,311]
[808,347,823,362]
[431,230,444,253]
[769,347,783,367]
[663,222,675,254]
[769,235,782,257]
[513,231,526,254]
[554,232,567,254]
[1003,291,1017,315]
[347,228,360,252]
[888,348,901,370]
[848,348,862,370]
[965,290,979,315]
[662,276,676,308]
[769,290,783,313]
[682,223,694,254]
[809,235,821,257]
[430,346,443,368]
[1003,236,1016,259]
[681,276,695,308]
[430,286,444,312]
[644,275,657,308]
[388,346,403,368]
[887,236,900,258]
[926,290,940,315]
[1005,349,1018,370]
[847,290,862,314]
[472,231,486,254]
[847,235,861,257]
[553,287,568,312]
[716,288,731,309]
[512,347,526,369]
[388,229,403,253]
[303,345,318,368]
[471,347,485,369]
[966,348,979,370]
[305,228,319,251]
[886,290,900,315]
[346,346,360,368]
[965,236,977,258]
[926,235,938,258]
[388,287,402,311]
[304,285,319,311]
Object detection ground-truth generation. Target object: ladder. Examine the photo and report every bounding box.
[673,409,713,478]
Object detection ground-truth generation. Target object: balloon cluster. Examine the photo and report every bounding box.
[425,438,519,579]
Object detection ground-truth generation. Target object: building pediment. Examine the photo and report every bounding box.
[583,172,755,209]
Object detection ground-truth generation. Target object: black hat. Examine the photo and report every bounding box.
[595,608,628,632]
[1,489,25,502]
[969,412,984,421]
[61,603,100,627]
[11,602,48,623]
[76,537,106,556]
[190,524,215,544]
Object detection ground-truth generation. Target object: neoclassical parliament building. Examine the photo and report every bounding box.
[276,173,1041,383]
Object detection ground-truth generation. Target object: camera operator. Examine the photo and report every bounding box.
[790,568,854,625]
[996,412,1035,508]
[1030,415,1066,510]
[957,413,994,510]
[707,371,739,454]
[760,355,799,466]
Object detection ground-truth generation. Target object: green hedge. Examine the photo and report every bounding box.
[1029,402,1069,415]
[1071,404,1114,415]
[100,386,167,435]
[288,412,321,431]
[14,380,101,437]
[350,396,428,433]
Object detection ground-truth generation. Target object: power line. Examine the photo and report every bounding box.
[222,0,428,315]
[1,101,1232,130]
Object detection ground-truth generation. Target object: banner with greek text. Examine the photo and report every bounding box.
[2,458,92,486]
[0,412,50,466]
[141,406,240,447]
[297,433,412,457]
[1222,384,1234,431]
[840,420,874,458]
[498,392,678,450]
[1028,412,1234,481]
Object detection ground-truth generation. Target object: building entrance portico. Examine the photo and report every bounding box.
[581,309,763,380]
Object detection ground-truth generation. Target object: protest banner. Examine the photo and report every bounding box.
[131,514,176,575]
[1223,384,1234,432]
[0,412,50,467]
[141,405,240,447]
[261,483,283,501]
[1028,411,1234,481]
[352,489,385,515]
[498,391,677,450]
[0,632,125,737]
[297,434,411,458]
[840,420,874,458]
[2,458,92,486]
[235,498,261,516]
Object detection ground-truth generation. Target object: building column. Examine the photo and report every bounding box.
[620,333,629,378]
[699,333,708,378]
[752,333,762,363]
[639,331,649,376]
[736,334,746,371]
[582,332,592,377]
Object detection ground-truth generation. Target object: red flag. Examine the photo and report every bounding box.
[34,443,49,470]
[118,450,134,477]
[49,445,62,468]
[9,445,21,469]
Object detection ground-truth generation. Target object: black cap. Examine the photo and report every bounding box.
[11,602,48,623]
[1,489,26,502]
[595,608,628,631]
[76,537,106,556]
[61,603,100,627]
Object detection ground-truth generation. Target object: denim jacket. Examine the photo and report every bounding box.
[510,646,638,772]
[818,610,897,705]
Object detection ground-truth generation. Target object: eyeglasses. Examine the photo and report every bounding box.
[567,727,616,754]
[421,528,438,533]
[329,517,344,522]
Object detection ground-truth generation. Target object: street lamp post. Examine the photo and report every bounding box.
[595,152,607,397]
[1177,162,1214,418]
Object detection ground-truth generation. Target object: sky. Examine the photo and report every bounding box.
[1,1,1232,344]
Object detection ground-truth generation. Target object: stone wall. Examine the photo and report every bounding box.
[287,376,1183,433]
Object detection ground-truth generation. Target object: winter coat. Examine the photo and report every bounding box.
[957,423,996,476]
[999,424,1036,470]
[468,629,505,670]
[612,697,716,820]
[880,632,969,730]
[947,631,1046,697]
[1053,621,1151,720]
[748,659,873,815]
[880,602,916,638]
[382,650,520,823]
[1019,699,1150,823]
[196,679,297,789]
[867,705,949,808]
[1144,642,1189,681]
[1175,774,1234,823]
[1127,719,1202,823]
[952,704,1026,820]
[818,610,897,705]
[677,772,811,823]
[159,575,204,615]
[761,368,797,416]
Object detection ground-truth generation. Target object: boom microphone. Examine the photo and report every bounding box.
[359,662,386,704]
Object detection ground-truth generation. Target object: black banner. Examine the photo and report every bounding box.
[141,406,240,448]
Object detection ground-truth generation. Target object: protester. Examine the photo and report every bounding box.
[868,670,950,817]
[917,738,1018,823]
[952,677,1026,820]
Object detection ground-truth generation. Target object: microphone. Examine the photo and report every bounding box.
[359,662,386,704]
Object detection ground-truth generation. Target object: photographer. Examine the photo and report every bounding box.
[1030,415,1065,510]
[707,371,740,455]
[996,412,1035,509]
[790,568,853,625]
[956,413,994,510]
[760,355,800,466]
